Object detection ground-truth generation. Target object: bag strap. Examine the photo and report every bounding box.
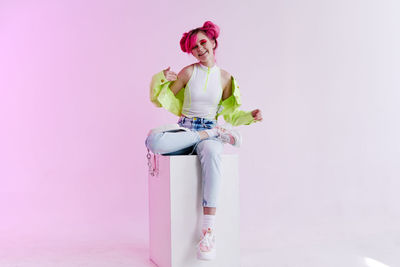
[147,149,159,177]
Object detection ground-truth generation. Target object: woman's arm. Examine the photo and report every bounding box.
[221,69,232,101]
[220,69,263,122]
[165,65,194,96]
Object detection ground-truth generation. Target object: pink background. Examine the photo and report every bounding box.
[1,0,400,266]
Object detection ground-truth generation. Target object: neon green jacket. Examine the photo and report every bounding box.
[150,71,256,126]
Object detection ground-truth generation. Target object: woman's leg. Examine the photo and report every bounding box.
[145,130,210,155]
[195,139,224,213]
[196,138,223,260]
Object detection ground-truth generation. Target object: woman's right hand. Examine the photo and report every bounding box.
[163,67,178,81]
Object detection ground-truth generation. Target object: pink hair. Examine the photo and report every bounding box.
[180,21,220,54]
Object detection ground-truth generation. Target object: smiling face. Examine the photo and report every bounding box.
[190,31,216,63]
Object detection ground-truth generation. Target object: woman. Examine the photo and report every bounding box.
[146,21,263,261]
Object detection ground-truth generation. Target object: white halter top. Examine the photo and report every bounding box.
[181,63,223,120]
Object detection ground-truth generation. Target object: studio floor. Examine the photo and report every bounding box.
[1,234,399,267]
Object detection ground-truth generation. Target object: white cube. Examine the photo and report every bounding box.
[148,154,241,267]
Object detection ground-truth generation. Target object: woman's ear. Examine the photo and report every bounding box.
[212,40,216,49]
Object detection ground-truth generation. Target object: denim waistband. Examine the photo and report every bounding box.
[178,116,216,124]
[178,116,217,131]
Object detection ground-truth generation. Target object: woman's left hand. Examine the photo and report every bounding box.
[251,109,263,121]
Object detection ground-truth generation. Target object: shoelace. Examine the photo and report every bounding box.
[215,127,234,144]
[197,232,214,251]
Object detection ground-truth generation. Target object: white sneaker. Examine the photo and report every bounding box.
[215,126,242,147]
[197,228,216,261]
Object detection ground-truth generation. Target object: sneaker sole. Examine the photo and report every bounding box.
[197,249,216,261]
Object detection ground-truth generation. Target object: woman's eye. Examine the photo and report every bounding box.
[200,41,207,45]
[192,45,198,50]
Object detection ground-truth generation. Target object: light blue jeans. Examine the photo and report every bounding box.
[145,116,223,207]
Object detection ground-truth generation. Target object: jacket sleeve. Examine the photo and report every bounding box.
[149,71,182,116]
[223,108,255,126]
[219,76,256,126]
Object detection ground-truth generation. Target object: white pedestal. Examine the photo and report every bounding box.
[148,155,240,267]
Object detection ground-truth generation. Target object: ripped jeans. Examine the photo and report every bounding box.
[145,116,223,207]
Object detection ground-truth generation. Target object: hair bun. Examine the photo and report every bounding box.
[180,32,189,53]
[201,21,220,39]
